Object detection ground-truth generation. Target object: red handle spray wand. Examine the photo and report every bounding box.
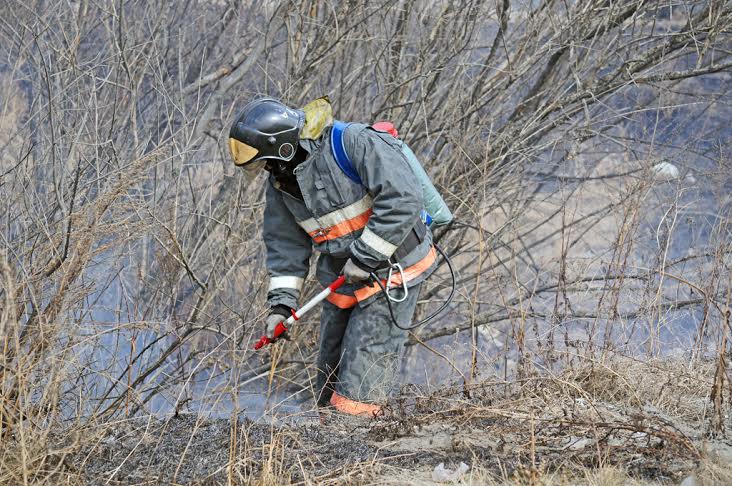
[253,275,346,350]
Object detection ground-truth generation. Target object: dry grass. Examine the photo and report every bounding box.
[2,357,728,484]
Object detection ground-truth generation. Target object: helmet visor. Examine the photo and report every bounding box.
[229,138,259,166]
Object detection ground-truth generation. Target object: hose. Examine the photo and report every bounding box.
[369,242,456,331]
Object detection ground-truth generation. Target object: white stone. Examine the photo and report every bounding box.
[566,437,594,450]
[680,474,699,486]
[652,162,680,180]
[432,462,470,482]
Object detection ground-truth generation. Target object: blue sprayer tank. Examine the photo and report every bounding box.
[397,141,453,227]
[331,120,453,227]
[371,121,452,227]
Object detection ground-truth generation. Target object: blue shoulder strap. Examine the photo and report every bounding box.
[330,121,363,185]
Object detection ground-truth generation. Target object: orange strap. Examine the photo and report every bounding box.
[326,292,358,309]
[323,246,436,308]
[309,209,372,244]
[353,246,437,302]
[330,392,382,417]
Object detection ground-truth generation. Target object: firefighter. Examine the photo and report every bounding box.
[229,97,437,416]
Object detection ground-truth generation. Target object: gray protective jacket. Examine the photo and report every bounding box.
[263,123,437,310]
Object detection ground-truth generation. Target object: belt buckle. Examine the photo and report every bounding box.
[313,227,331,240]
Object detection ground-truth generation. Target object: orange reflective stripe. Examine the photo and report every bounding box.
[326,292,358,309]
[330,392,382,417]
[354,246,437,302]
[309,209,372,244]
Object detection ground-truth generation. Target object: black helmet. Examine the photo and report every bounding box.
[228,98,305,170]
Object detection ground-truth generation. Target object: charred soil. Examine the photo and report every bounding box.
[60,358,732,485]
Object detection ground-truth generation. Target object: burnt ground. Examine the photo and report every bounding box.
[66,359,732,485]
[69,405,730,485]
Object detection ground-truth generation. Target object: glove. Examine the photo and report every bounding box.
[343,258,371,284]
[265,306,290,339]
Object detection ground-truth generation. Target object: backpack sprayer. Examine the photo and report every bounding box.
[331,119,457,331]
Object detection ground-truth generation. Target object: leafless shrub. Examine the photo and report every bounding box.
[0,0,731,483]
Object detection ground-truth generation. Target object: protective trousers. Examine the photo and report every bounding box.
[315,283,421,409]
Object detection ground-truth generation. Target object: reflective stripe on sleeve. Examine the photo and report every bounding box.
[359,227,398,258]
[309,210,372,244]
[297,195,372,235]
[268,276,304,292]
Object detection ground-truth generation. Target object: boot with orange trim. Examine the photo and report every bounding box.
[313,282,424,419]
